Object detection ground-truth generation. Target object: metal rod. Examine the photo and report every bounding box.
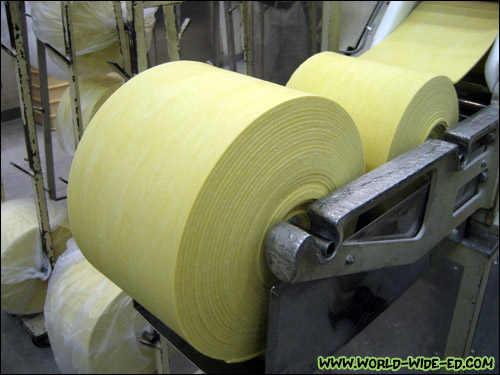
[10,162,52,195]
[10,162,34,177]
[107,60,132,80]
[163,3,180,61]
[224,1,237,71]
[112,1,132,79]
[458,98,488,109]
[178,17,190,39]
[125,1,138,75]
[441,237,498,359]
[61,1,84,149]
[9,1,55,266]
[1,42,17,57]
[339,1,384,55]
[321,1,341,52]
[1,177,5,202]
[132,1,148,73]
[241,1,253,76]
[213,1,221,67]
[36,39,57,200]
[42,42,70,64]
[259,1,265,79]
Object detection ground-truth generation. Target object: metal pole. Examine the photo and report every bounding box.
[35,39,56,200]
[8,1,55,265]
[61,1,84,148]
[1,177,5,202]
[442,239,498,360]
[113,1,132,78]
[163,4,180,61]
[213,1,221,67]
[132,1,148,73]
[223,1,237,71]
[321,1,341,52]
[241,1,253,76]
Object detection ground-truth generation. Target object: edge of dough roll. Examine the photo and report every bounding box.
[56,75,123,156]
[67,61,365,361]
[287,52,459,171]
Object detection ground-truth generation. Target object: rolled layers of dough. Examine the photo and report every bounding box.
[1,198,72,314]
[287,52,459,171]
[67,61,365,361]
[361,1,499,83]
[56,75,123,156]
[45,239,155,374]
[287,0,500,171]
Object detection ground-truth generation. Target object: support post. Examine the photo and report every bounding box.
[8,1,55,265]
[441,236,498,362]
[242,1,253,76]
[113,1,132,78]
[61,1,84,148]
[163,4,180,61]
[36,39,56,200]
[132,1,148,73]
[224,1,237,71]
[321,1,341,52]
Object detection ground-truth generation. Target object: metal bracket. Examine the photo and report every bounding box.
[267,104,499,283]
[133,301,264,374]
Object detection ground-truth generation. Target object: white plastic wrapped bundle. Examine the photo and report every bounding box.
[45,239,155,374]
[31,1,157,79]
[1,1,67,79]
[1,198,72,314]
[56,75,123,155]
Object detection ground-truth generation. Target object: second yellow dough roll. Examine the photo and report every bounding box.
[287,52,459,171]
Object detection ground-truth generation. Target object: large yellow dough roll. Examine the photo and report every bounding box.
[68,61,365,361]
[45,239,155,374]
[1,198,72,314]
[287,52,458,171]
[56,75,123,156]
[361,1,499,83]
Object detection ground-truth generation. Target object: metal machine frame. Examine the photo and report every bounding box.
[264,100,499,372]
[136,94,499,373]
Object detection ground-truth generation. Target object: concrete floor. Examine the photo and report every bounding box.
[2,114,499,374]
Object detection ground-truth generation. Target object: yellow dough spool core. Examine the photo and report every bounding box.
[67,61,365,362]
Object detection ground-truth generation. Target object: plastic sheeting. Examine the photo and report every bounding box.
[1,1,68,79]
[67,61,365,362]
[1,198,72,315]
[44,238,155,374]
[56,75,123,155]
[31,1,157,79]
